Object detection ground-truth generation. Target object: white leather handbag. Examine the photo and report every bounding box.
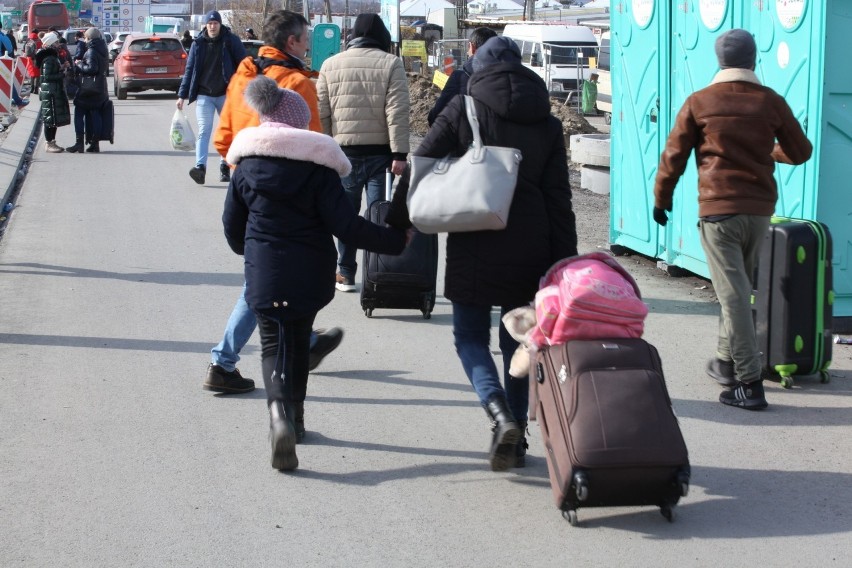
[407,95,522,233]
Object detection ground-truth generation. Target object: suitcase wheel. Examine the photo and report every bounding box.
[421,295,433,319]
[364,308,373,318]
[573,471,589,502]
[422,310,431,320]
[561,509,579,526]
[660,504,675,522]
[820,370,830,384]
[780,376,794,389]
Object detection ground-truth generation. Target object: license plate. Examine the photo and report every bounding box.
[146,67,167,73]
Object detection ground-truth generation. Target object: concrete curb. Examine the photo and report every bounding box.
[0,106,41,211]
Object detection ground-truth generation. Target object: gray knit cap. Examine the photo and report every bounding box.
[715,29,756,69]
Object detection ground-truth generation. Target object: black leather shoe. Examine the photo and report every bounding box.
[189,165,205,184]
[309,328,344,371]
[219,162,230,182]
[203,364,255,393]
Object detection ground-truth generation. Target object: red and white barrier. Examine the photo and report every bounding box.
[14,57,28,96]
[0,56,13,115]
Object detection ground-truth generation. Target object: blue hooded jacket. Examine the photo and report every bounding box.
[178,25,246,103]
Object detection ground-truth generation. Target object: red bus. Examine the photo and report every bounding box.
[27,0,70,34]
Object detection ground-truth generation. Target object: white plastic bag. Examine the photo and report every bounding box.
[170,110,196,152]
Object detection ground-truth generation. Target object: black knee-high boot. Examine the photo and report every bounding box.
[485,394,521,472]
[262,355,298,471]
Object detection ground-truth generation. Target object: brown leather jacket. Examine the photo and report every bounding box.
[654,68,812,217]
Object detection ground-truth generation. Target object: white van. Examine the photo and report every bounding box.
[593,31,612,123]
[502,23,598,99]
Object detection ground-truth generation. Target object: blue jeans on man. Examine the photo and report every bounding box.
[336,154,393,286]
[195,94,226,170]
[452,301,529,422]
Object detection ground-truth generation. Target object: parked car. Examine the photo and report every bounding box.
[108,31,132,62]
[112,32,187,100]
[242,39,263,58]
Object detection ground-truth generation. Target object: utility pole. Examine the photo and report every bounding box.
[262,0,270,25]
[324,0,332,21]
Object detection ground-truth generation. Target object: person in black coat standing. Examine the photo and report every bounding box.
[222,76,407,471]
[426,27,496,127]
[390,36,578,472]
[66,27,109,153]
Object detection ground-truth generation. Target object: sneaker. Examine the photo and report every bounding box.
[203,364,255,394]
[219,162,231,182]
[335,273,356,293]
[45,140,65,153]
[13,100,29,108]
[309,327,344,370]
[189,165,206,185]
[719,380,768,410]
[706,358,737,387]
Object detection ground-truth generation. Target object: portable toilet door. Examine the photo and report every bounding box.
[747,0,852,325]
[311,23,341,71]
[661,0,738,278]
[609,0,666,260]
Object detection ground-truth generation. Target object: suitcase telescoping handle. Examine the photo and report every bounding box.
[385,168,393,201]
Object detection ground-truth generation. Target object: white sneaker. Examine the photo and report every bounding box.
[335,273,356,292]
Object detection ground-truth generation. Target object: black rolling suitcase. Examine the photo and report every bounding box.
[531,338,690,526]
[100,99,114,144]
[753,217,832,388]
[361,171,438,319]
[84,100,114,144]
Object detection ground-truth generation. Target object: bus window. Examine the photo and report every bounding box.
[28,1,70,33]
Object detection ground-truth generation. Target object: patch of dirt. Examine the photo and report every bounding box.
[407,73,600,144]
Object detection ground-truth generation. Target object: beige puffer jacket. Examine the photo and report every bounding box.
[317,47,410,155]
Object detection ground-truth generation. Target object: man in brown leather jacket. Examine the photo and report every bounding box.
[653,29,812,411]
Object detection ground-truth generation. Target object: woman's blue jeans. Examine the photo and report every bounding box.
[452,301,528,422]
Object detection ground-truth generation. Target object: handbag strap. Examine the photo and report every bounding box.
[463,95,483,150]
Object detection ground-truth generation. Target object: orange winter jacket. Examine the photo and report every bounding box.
[214,46,321,159]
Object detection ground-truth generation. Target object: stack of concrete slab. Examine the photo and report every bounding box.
[570,133,610,195]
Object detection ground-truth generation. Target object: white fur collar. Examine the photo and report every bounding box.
[711,68,762,86]
[226,123,352,177]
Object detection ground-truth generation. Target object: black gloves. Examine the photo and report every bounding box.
[653,206,670,227]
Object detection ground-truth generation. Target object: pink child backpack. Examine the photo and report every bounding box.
[530,252,648,347]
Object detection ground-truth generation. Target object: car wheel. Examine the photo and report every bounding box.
[115,78,127,100]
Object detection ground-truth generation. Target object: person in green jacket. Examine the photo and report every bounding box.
[35,32,71,153]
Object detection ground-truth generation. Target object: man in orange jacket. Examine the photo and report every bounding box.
[214,9,320,157]
[205,11,342,441]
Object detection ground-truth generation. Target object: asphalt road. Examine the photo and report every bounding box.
[1,95,850,566]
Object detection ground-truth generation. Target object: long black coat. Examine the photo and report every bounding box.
[222,124,406,321]
[397,62,578,306]
[36,48,71,128]
[74,37,109,108]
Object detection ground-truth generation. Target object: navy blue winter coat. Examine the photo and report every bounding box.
[222,124,406,320]
[177,26,246,104]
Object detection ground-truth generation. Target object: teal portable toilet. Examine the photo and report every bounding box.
[610,0,852,330]
[311,23,341,71]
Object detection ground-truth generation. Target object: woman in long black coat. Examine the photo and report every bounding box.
[391,36,578,471]
[66,27,109,153]
[35,32,71,153]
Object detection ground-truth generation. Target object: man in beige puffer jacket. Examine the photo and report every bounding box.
[317,13,410,292]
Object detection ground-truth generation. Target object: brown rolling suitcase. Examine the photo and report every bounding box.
[531,338,690,526]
